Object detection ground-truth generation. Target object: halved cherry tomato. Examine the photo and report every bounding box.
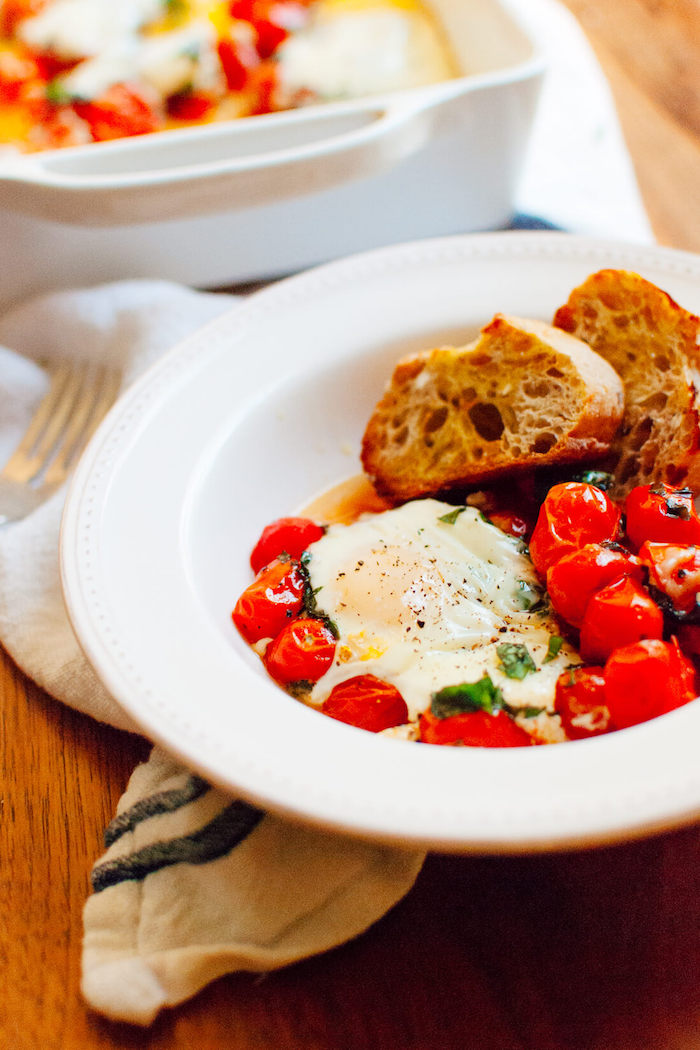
[418,708,533,747]
[546,543,643,628]
[529,482,622,578]
[321,675,408,733]
[554,666,611,739]
[604,638,697,729]
[579,575,663,663]
[250,516,325,574]
[624,484,700,550]
[73,83,159,141]
[638,541,700,617]
[265,617,336,685]
[232,557,305,642]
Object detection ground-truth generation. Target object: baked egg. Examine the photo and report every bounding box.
[304,498,577,736]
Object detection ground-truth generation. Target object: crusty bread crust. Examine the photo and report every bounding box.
[553,269,700,499]
[361,314,625,503]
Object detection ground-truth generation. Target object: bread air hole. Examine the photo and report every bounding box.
[547,367,565,378]
[641,391,668,411]
[423,406,448,434]
[631,416,654,450]
[468,402,504,441]
[532,433,557,454]
[523,379,553,397]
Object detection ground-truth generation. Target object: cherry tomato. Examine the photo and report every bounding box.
[624,484,700,550]
[579,575,663,663]
[250,516,325,574]
[321,675,409,733]
[529,482,622,578]
[217,36,259,92]
[604,638,697,729]
[167,91,214,121]
[265,617,336,685]
[638,541,700,617]
[546,543,643,628]
[232,557,305,643]
[554,666,611,739]
[487,508,532,539]
[677,623,700,658]
[0,49,41,103]
[73,83,159,141]
[418,708,533,748]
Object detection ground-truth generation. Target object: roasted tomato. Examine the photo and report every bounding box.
[554,666,611,739]
[418,708,533,747]
[73,83,160,141]
[638,541,700,617]
[232,557,305,642]
[487,508,532,539]
[624,484,700,550]
[250,516,325,574]
[528,482,622,577]
[546,543,643,629]
[264,617,336,685]
[604,638,697,729]
[321,675,408,733]
[579,575,663,663]
[217,35,260,91]
[167,91,214,121]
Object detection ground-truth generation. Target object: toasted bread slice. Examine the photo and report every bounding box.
[361,314,625,503]
[554,269,700,499]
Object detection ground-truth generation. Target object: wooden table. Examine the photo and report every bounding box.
[3,2,700,1046]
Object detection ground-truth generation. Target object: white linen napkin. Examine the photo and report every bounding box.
[0,281,426,1026]
[0,0,654,1027]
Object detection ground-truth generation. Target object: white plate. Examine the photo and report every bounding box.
[61,231,700,853]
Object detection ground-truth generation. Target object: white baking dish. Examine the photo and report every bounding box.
[0,0,545,307]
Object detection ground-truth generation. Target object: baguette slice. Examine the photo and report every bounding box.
[361,314,625,503]
[553,269,700,499]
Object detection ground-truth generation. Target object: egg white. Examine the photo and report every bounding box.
[305,499,577,731]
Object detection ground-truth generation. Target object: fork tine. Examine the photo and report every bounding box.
[1,361,75,483]
[43,365,121,486]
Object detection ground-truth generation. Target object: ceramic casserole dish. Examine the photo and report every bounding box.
[0,0,544,306]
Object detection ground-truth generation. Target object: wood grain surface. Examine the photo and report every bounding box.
[2,2,700,1047]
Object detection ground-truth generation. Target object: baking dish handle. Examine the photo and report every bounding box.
[0,85,469,226]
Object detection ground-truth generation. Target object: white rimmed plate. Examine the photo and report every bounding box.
[60,231,700,852]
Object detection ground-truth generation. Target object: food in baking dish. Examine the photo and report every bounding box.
[232,270,700,747]
[0,0,458,151]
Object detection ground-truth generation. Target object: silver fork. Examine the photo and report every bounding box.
[0,360,122,525]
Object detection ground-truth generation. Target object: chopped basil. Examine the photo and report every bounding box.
[286,679,314,699]
[543,635,564,663]
[298,560,339,638]
[516,578,541,610]
[572,469,614,491]
[431,675,503,718]
[438,506,466,525]
[430,675,546,721]
[496,642,537,679]
[664,488,693,520]
[45,79,74,106]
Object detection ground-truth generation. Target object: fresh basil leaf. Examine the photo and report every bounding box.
[431,675,503,718]
[543,635,564,663]
[496,642,537,679]
[438,506,466,525]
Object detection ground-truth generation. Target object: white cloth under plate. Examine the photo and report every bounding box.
[0,0,653,1027]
